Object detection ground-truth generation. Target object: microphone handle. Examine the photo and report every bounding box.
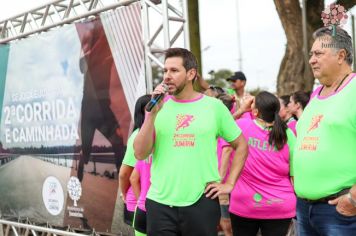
[145,93,164,112]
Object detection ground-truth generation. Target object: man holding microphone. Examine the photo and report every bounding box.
[134,48,248,236]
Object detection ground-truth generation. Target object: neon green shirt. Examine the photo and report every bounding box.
[293,75,356,199]
[147,95,241,206]
[122,129,138,167]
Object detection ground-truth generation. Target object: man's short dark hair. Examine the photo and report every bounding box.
[313,26,353,65]
[164,48,198,73]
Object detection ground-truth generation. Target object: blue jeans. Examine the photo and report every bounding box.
[297,198,356,236]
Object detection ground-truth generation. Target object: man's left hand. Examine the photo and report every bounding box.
[329,194,356,216]
[204,182,234,199]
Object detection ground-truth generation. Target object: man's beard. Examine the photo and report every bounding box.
[170,79,187,96]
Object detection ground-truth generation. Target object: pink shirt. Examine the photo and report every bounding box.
[136,157,152,211]
[287,118,297,136]
[125,187,136,212]
[229,118,296,219]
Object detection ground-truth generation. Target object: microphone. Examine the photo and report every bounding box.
[145,84,168,112]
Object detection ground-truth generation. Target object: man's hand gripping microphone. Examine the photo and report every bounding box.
[145,84,168,112]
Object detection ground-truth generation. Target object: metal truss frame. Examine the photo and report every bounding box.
[0,0,139,44]
[0,0,189,93]
[0,0,189,233]
[141,0,189,92]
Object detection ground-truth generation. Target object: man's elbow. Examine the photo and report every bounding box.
[133,137,152,160]
[133,140,144,160]
[134,151,147,160]
[133,144,148,160]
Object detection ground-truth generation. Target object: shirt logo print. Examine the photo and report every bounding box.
[176,114,195,131]
[308,115,323,133]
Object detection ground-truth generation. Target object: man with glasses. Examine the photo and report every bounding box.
[293,26,356,236]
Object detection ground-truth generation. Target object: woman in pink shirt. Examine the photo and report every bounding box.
[229,91,296,236]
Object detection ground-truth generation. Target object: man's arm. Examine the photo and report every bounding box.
[134,84,166,160]
[205,134,248,199]
[219,146,233,179]
[224,134,248,187]
[133,112,156,160]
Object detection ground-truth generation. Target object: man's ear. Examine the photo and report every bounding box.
[187,68,197,81]
[337,49,347,64]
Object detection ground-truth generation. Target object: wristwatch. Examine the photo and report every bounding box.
[347,192,356,207]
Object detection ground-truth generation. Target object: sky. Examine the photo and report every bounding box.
[0,0,355,92]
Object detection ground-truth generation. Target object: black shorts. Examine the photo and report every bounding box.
[123,204,134,226]
[134,207,147,234]
[146,194,220,236]
[230,214,292,236]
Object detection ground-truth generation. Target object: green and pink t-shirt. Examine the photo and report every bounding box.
[229,118,296,219]
[147,95,241,206]
[293,74,356,199]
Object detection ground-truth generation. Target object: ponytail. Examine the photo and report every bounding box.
[269,112,288,150]
[255,91,288,150]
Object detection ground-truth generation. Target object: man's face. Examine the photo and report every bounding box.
[309,36,339,82]
[230,79,245,90]
[163,57,195,96]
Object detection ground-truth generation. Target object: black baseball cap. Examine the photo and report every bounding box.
[226,71,246,81]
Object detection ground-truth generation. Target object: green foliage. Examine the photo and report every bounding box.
[206,69,233,89]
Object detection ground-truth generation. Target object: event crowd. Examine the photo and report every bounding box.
[118,26,356,236]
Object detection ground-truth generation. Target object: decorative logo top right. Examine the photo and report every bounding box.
[321,3,348,36]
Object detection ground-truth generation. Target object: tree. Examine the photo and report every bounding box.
[188,0,202,75]
[273,0,356,95]
[206,69,233,89]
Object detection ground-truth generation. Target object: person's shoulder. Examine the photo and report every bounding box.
[309,86,322,100]
[202,94,217,101]
[202,94,222,105]
[236,117,253,129]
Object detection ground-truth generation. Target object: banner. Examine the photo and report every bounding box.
[0,2,144,234]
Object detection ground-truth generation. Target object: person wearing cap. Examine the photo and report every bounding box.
[227,71,252,120]
[293,26,356,235]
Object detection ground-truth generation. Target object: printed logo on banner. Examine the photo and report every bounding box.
[42,176,64,216]
[67,176,84,218]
